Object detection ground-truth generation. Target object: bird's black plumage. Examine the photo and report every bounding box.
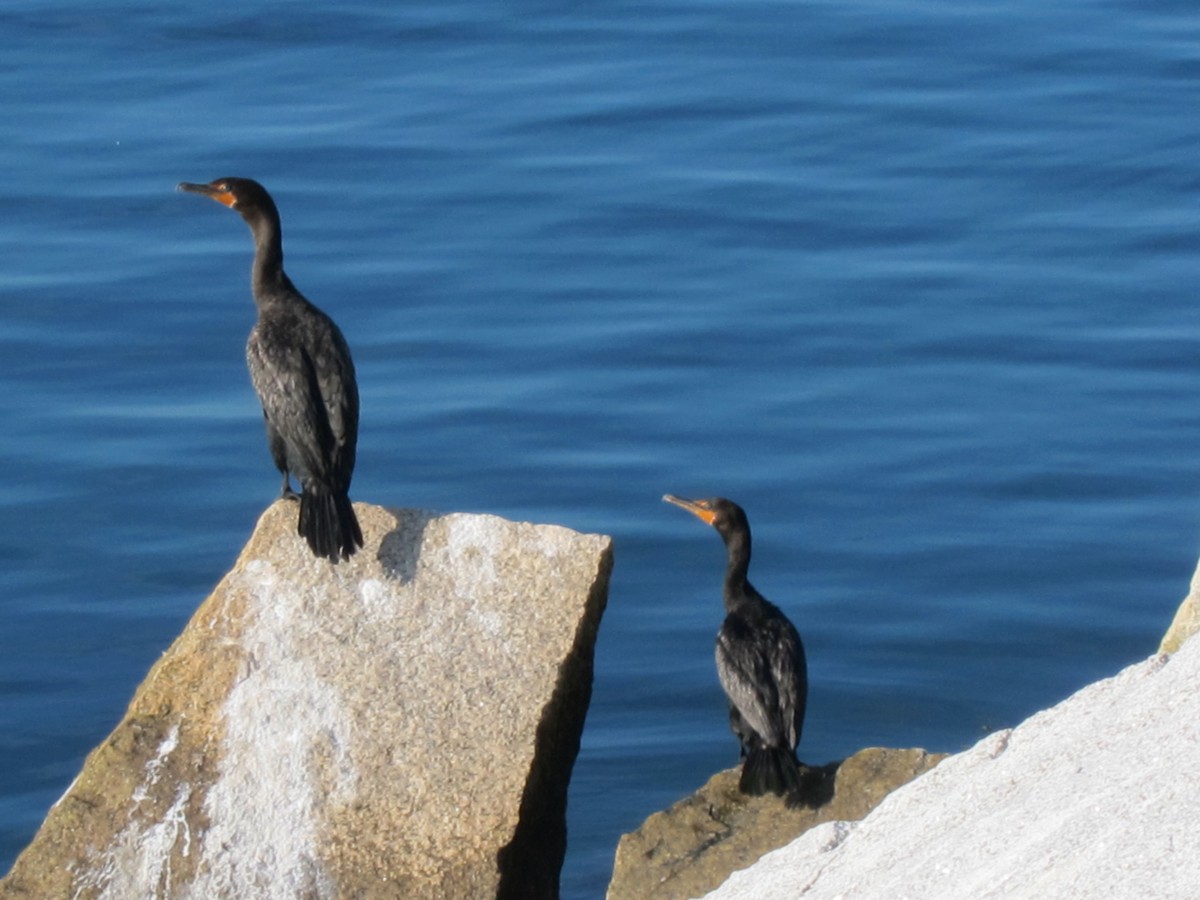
[663,494,808,802]
[179,177,363,562]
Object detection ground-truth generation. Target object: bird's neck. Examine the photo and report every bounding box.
[721,531,754,611]
[246,213,289,301]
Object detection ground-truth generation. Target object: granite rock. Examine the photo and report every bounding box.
[1159,557,1200,654]
[0,501,612,900]
[605,746,944,900]
[703,637,1200,900]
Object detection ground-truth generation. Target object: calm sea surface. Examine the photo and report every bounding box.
[3,2,1200,896]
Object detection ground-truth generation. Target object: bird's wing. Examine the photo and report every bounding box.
[247,325,336,483]
[716,618,785,748]
[309,322,359,481]
[767,618,808,750]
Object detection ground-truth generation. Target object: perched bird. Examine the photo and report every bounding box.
[179,177,363,562]
[663,494,808,801]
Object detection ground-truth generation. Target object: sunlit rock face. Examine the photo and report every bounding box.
[703,634,1200,900]
[0,502,612,900]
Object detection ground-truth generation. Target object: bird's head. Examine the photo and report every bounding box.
[177,177,278,224]
[662,494,749,542]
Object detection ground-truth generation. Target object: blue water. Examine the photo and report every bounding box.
[3,1,1199,896]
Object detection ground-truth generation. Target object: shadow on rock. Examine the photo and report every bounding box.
[791,758,842,809]
[375,508,435,583]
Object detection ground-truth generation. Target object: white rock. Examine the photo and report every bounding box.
[704,636,1200,900]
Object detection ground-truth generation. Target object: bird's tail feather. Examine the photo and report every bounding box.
[298,489,363,562]
[739,746,804,803]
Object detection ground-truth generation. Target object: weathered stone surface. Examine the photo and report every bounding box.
[703,638,1200,900]
[1159,556,1200,654]
[605,747,944,900]
[0,501,612,900]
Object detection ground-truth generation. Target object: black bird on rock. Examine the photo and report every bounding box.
[663,494,808,802]
[179,177,363,562]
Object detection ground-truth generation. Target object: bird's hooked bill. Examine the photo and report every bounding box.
[663,493,718,525]
[177,180,237,209]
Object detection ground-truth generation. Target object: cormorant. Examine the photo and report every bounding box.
[179,177,363,562]
[663,494,808,801]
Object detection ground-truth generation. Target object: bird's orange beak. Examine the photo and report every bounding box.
[663,494,717,525]
[177,181,237,209]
